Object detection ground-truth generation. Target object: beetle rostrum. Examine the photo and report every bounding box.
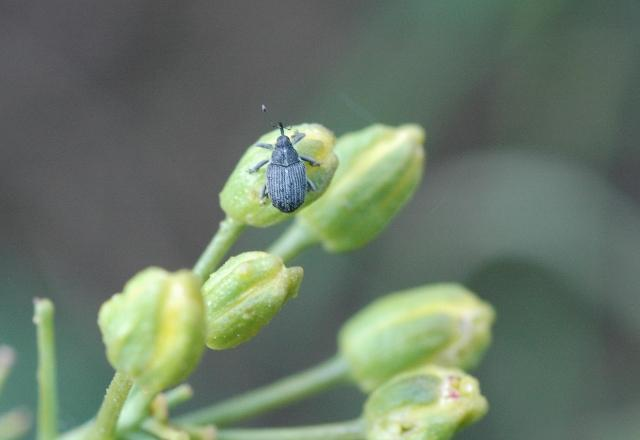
[248,122,320,213]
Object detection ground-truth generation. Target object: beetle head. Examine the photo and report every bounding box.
[275,134,292,149]
[274,122,292,148]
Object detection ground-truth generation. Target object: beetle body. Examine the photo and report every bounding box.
[248,124,320,213]
[267,138,307,212]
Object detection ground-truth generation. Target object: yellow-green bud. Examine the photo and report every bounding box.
[220,123,338,227]
[338,284,494,391]
[364,366,488,440]
[98,268,205,393]
[203,252,303,349]
[296,123,425,252]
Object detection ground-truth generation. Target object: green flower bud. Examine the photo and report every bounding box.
[297,123,425,252]
[338,284,494,391]
[203,252,303,349]
[98,268,205,393]
[220,123,338,227]
[364,366,488,440]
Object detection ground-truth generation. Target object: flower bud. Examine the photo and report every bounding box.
[98,268,205,393]
[220,123,338,227]
[364,366,488,440]
[296,123,425,252]
[338,284,494,391]
[202,252,303,349]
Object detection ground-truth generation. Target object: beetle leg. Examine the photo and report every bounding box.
[291,131,306,145]
[254,142,274,150]
[260,184,269,204]
[306,178,317,192]
[300,155,320,167]
[248,159,269,173]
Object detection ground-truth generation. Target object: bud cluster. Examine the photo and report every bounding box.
[91,121,494,440]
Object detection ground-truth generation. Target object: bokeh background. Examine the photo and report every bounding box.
[2,1,639,439]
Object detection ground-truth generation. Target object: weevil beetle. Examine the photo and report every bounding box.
[247,122,320,213]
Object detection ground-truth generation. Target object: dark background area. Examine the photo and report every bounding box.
[1,1,639,439]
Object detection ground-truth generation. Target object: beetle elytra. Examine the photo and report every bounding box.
[248,122,320,213]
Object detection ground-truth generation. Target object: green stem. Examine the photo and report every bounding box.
[267,221,319,263]
[216,419,366,440]
[117,385,155,432]
[164,384,194,409]
[177,355,350,427]
[117,384,194,436]
[193,217,246,279]
[34,298,58,440]
[87,371,133,440]
[141,419,188,440]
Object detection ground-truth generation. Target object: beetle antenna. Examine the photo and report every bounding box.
[263,106,287,135]
[271,122,284,134]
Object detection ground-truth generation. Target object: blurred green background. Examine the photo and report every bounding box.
[1,1,639,438]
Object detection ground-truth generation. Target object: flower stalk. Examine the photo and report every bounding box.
[193,217,246,280]
[215,419,365,440]
[34,298,58,440]
[163,384,194,410]
[176,356,350,427]
[87,371,133,440]
[267,221,318,262]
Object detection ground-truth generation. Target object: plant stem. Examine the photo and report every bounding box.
[34,298,58,440]
[117,385,155,432]
[216,419,366,440]
[141,419,189,440]
[164,384,194,409]
[176,355,350,427]
[87,371,133,440]
[267,221,319,263]
[193,217,246,279]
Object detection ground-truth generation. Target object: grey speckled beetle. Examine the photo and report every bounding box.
[247,122,320,213]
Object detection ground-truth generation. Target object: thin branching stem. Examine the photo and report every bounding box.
[193,217,245,279]
[216,419,366,440]
[88,371,133,440]
[176,355,350,427]
[267,221,318,263]
[34,298,58,440]
[164,384,194,410]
